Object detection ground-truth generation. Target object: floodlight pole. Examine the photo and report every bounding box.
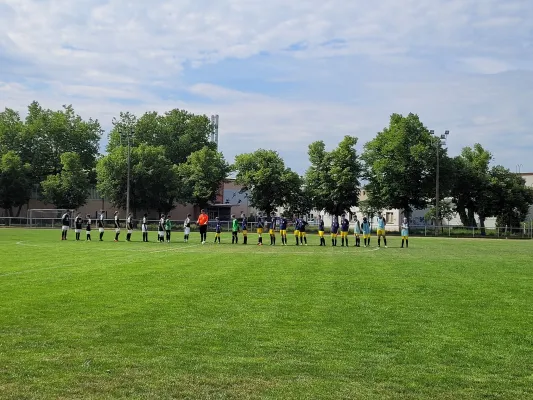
[431,129,449,233]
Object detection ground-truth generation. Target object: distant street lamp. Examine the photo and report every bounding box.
[430,129,450,229]
[516,164,523,174]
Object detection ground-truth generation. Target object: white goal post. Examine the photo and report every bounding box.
[27,209,71,228]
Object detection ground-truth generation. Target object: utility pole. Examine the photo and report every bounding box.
[430,129,449,233]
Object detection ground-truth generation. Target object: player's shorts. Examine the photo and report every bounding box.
[127,230,132,234]
[294,230,300,236]
[269,229,274,235]
[299,231,306,237]
[377,229,385,236]
[280,229,287,236]
[115,228,121,233]
[354,230,361,237]
[142,225,147,232]
[184,227,190,235]
[257,228,263,235]
[331,233,338,238]
[363,234,370,239]
[62,225,69,231]
[215,231,221,236]
[75,229,81,233]
[242,229,248,235]
[318,230,324,237]
[99,227,104,233]
[341,231,348,238]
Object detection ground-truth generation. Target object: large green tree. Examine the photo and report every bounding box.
[96,144,180,215]
[450,144,492,227]
[41,152,91,210]
[362,113,450,218]
[178,147,232,209]
[234,150,301,217]
[0,151,32,216]
[107,109,215,165]
[489,166,533,228]
[305,135,362,218]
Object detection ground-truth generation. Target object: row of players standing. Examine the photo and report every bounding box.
[61,210,410,248]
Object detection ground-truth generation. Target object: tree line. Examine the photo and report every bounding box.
[1,103,532,228]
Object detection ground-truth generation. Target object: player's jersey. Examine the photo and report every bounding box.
[184,218,191,228]
[75,216,82,229]
[341,218,350,232]
[280,218,288,230]
[362,222,371,235]
[318,220,324,231]
[241,218,248,230]
[294,219,301,230]
[215,222,221,233]
[353,220,361,234]
[401,222,409,236]
[232,219,239,232]
[97,214,104,228]
[86,218,92,231]
[142,216,147,226]
[61,213,69,226]
[299,220,308,232]
[158,218,165,231]
[127,217,133,230]
[331,221,339,234]
[114,216,120,229]
[377,217,386,230]
[164,218,171,231]
[256,217,264,229]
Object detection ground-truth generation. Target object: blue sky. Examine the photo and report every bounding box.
[1,0,533,175]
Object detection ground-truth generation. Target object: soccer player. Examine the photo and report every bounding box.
[165,215,172,243]
[114,211,121,242]
[279,216,288,245]
[214,217,222,243]
[74,213,82,241]
[142,213,148,242]
[184,214,191,242]
[126,213,133,241]
[331,217,339,246]
[340,214,350,247]
[299,219,308,245]
[268,213,277,245]
[362,216,371,247]
[318,216,326,246]
[353,215,362,247]
[231,214,239,244]
[401,217,409,248]
[197,209,209,244]
[241,213,248,244]
[158,214,165,242]
[85,214,92,241]
[376,212,387,248]
[61,211,70,240]
[97,210,105,241]
[256,214,264,245]
[293,216,301,245]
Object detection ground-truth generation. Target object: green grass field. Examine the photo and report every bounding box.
[1,229,532,399]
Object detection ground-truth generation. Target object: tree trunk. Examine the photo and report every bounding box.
[15,204,23,217]
[7,207,14,217]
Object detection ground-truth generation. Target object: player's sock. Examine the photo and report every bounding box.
[345,237,348,246]
[304,237,307,244]
[384,237,387,246]
[295,236,299,245]
[378,238,381,247]
[406,239,408,248]
[368,238,371,246]
[243,236,247,244]
[99,232,103,240]
[401,239,404,248]
[341,237,344,246]
[87,233,91,241]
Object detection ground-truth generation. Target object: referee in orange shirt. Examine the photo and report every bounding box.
[197,209,209,244]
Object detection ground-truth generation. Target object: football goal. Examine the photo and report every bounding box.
[27,209,71,228]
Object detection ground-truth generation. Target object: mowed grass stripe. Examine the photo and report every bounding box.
[1,228,532,399]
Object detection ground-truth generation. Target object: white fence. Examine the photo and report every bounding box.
[1,217,532,239]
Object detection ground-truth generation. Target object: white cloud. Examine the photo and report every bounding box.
[1,0,533,173]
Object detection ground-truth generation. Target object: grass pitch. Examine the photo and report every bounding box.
[0,229,532,399]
